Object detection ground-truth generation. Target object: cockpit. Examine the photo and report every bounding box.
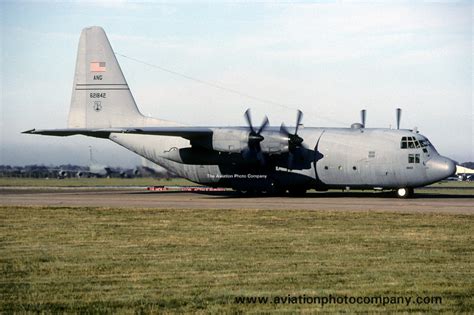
[400,136,431,149]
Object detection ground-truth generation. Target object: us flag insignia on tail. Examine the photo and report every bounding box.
[90,61,106,72]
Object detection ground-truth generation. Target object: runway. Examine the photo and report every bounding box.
[1,187,472,214]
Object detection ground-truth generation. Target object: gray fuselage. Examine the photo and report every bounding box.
[109,126,455,192]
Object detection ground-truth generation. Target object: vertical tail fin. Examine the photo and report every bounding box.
[68,26,143,128]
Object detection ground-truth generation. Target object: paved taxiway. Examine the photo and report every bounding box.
[1,187,473,214]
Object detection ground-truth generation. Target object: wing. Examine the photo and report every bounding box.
[22,127,214,141]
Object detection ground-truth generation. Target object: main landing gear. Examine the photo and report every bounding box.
[395,187,414,198]
[237,187,307,197]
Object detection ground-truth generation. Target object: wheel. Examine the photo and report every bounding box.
[240,190,261,196]
[267,189,286,196]
[288,188,307,197]
[267,185,287,196]
[395,187,414,198]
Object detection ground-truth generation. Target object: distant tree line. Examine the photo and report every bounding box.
[0,165,178,179]
[461,162,474,169]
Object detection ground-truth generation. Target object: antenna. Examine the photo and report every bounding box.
[396,108,402,129]
[361,109,366,127]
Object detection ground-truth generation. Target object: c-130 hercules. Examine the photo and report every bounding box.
[24,26,456,198]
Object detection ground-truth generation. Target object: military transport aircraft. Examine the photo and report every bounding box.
[24,26,456,198]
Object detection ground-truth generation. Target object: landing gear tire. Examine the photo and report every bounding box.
[288,188,307,197]
[268,187,287,196]
[395,187,414,199]
[239,190,254,196]
[239,190,264,196]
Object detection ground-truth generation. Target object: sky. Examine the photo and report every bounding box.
[1,1,472,166]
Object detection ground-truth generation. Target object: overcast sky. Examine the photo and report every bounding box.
[1,1,472,166]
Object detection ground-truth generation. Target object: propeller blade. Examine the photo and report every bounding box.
[243,108,267,165]
[280,110,305,150]
[295,110,303,135]
[248,133,264,143]
[242,148,251,160]
[244,108,255,134]
[396,108,402,129]
[256,151,265,166]
[291,135,304,147]
[257,116,269,134]
[279,110,306,169]
[280,123,290,137]
[288,152,294,170]
[361,109,366,127]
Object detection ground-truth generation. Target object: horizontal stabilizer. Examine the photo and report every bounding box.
[23,128,118,138]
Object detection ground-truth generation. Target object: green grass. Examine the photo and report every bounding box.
[0,177,196,187]
[417,181,474,195]
[427,181,474,188]
[1,206,472,313]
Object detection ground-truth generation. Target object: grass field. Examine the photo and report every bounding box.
[416,181,474,196]
[1,206,472,313]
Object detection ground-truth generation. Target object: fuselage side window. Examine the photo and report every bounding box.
[408,153,421,164]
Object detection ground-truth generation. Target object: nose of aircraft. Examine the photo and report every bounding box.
[426,156,456,181]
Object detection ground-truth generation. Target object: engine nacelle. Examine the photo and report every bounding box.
[210,129,290,154]
[211,129,249,153]
[260,131,289,154]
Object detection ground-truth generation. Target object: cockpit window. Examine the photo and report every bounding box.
[401,137,407,149]
[419,139,430,147]
[401,136,429,149]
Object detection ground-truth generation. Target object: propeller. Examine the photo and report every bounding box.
[361,109,366,127]
[243,108,269,164]
[280,110,305,169]
[396,108,402,129]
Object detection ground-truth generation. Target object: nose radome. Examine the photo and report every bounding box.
[445,158,456,177]
[426,156,456,181]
